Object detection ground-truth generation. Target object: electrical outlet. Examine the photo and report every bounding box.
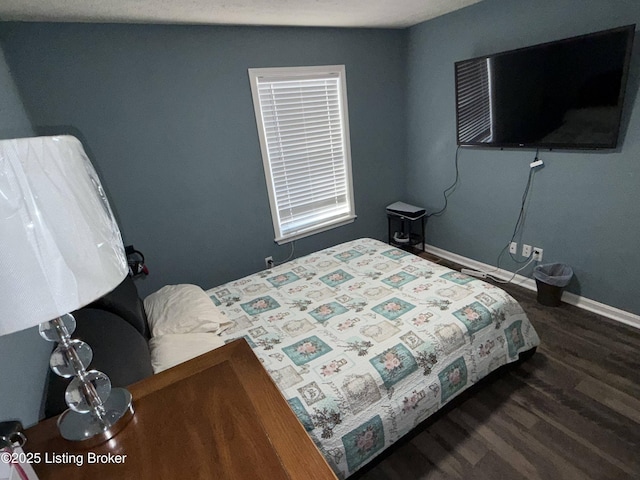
[522,244,532,257]
[265,256,274,269]
[509,242,518,254]
[532,247,543,262]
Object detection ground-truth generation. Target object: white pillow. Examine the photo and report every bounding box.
[144,284,226,337]
[149,333,226,373]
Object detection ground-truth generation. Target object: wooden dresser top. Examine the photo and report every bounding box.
[26,339,337,479]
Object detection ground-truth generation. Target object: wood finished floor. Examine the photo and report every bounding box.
[352,253,640,480]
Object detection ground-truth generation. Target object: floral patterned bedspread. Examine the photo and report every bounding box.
[207,238,540,478]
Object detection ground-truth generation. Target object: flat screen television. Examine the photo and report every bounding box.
[455,25,635,150]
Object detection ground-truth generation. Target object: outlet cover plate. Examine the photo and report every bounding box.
[509,242,517,254]
[522,244,532,257]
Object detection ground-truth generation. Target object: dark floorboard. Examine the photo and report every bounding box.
[352,254,640,480]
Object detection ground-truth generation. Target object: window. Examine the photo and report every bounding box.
[249,65,356,244]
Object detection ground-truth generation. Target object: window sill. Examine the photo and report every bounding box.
[275,215,357,245]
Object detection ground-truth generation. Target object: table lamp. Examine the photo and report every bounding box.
[0,135,132,444]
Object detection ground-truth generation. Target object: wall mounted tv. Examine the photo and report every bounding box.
[455,24,635,150]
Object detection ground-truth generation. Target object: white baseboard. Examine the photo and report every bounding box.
[423,244,640,331]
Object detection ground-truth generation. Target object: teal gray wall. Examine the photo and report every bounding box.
[0,47,33,137]
[0,46,50,428]
[405,0,640,315]
[0,23,408,298]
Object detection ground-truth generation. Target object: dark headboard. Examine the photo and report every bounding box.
[86,275,151,340]
[44,277,153,418]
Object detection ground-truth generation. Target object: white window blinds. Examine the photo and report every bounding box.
[249,65,356,244]
[456,58,494,143]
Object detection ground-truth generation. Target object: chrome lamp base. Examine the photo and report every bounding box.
[40,314,135,445]
[58,388,134,447]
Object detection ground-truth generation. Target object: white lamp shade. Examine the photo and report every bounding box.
[0,135,128,336]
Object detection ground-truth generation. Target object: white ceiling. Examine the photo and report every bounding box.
[0,0,484,29]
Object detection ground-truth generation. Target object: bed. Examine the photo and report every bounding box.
[45,237,539,478]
